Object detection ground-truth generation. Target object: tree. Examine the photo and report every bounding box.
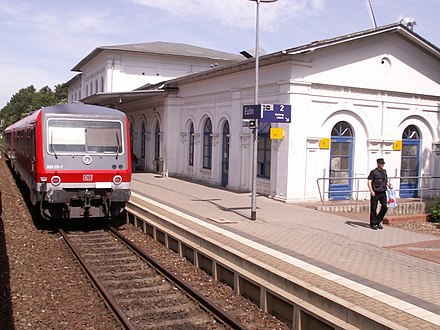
[0,86,37,129]
[54,83,68,104]
[0,84,67,129]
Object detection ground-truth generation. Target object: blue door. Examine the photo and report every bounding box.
[329,122,353,200]
[400,125,420,198]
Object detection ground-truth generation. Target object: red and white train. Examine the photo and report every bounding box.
[4,103,131,219]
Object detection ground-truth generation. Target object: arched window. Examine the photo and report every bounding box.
[257,122,271,178]
[331,121,352,137]
[188,122,194,166]
[329,121,354,200]
[400,125,421,198]
[203,118,212,169]
[402,125,420,140]
[221,121,230,186]
[154,122,160,160]
[140,122,146,159]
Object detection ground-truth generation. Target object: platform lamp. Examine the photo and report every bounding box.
[248,0,278,220]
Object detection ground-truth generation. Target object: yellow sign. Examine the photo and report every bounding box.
[270,128,284,139]
[319,138,330,149]
[393,140,402,151]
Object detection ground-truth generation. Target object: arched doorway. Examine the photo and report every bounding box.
[188,122,195,166]
[129,120,134,154]
[140,121,146,169]
[329,121,353,200]
[202,118,212,170]
[258,122,271,178]
[154,122,161,172]
[400,125,421,198]
[221,121,230,186]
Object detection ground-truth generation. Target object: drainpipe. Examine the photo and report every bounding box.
[110,57,115,92]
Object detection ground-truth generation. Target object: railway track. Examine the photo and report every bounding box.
[60,226,246,330]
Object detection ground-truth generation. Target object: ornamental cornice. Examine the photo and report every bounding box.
[310,83,440,105]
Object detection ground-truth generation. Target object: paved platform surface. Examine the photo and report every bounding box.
[131,173,440,328]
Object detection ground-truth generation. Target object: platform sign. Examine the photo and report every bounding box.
[260,104,291,123]
[243,104,261,120]
[243,104,292,123]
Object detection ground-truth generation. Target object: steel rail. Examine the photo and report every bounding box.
[59,228,135,330]
[109,226,247,330]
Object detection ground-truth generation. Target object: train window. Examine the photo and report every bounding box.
[47,119,123,155]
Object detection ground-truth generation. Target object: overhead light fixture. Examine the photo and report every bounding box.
[400,17,417,30]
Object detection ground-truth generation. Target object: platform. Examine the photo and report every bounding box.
[128,173,440,329]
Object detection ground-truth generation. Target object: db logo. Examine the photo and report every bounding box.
[83,174,93,181]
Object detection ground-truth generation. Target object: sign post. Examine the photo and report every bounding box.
[243,103,291,220]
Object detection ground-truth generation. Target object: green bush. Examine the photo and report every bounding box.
[429,195,440,223]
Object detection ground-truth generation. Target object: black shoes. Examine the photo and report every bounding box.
[370,223,383,230]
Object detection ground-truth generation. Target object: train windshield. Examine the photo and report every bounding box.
[47,119,123,155]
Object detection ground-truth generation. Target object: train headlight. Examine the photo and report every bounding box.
[113,175,122,185]
[83,155,92,165]
[40,177,47,183]
[51,176,61,186]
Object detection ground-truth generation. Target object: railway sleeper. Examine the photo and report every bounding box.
[135,315,216,330]
[122,295,194,311]
[110,283,172,296]
[84,255,139,266]
[124,303,204,319]
[99,269,158,279]
[117,292,184,305]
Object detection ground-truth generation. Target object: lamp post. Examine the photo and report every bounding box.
[248,0,277,220]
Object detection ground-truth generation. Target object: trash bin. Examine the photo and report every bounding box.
[154,158,164,173]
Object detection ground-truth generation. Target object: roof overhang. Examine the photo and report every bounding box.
[80,90,167,107]
[287,23,440,58]
[163,23,440,89]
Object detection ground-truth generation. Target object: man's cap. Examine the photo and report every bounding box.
[376,158,385,164]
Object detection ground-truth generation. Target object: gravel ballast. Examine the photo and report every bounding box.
[0,158,288,329]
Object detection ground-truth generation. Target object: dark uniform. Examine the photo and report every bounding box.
[368,166,388,228]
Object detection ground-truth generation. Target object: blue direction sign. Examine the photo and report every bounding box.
[261,104,291,123]
[243,104,261,120]
[243,104,292,123]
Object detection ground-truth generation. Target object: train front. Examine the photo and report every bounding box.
[38,105,131,219]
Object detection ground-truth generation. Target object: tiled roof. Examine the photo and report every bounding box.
[72,41,243,71]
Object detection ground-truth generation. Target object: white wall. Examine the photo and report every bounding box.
[76,31,440,202]
[68,50,240,102]
[164,33,440,202]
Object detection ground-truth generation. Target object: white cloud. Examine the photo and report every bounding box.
[0,62,65,108]
[131,0,325,31]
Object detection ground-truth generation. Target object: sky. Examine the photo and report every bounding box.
[0,0,439,109]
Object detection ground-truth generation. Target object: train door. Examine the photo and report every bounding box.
[221,121,230,187]
[31,125,36,175]
[329,121,353,200]
[400,125,420,198]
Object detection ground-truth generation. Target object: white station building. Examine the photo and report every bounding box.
[67,23,440,203]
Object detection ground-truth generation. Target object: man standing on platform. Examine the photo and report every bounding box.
[368,158,392,230]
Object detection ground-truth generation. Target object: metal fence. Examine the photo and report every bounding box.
[316,172,440,205]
